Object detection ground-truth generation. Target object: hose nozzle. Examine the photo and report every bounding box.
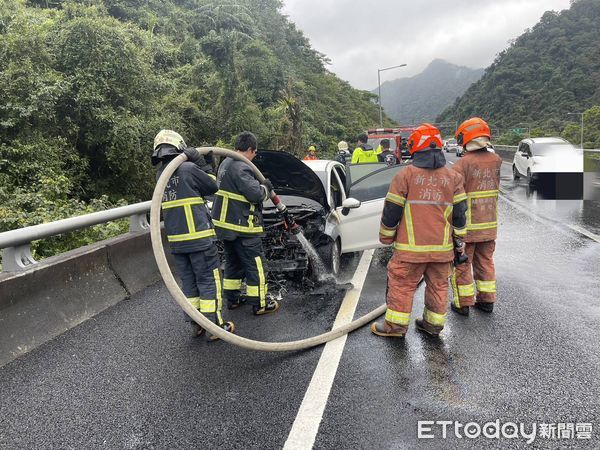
[283,210,301,235]
[272,193,301,235]
[453,236,468,266]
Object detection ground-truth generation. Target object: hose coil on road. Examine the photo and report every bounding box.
[150,147,385,351]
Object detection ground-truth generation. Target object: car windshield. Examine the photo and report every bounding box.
[533,143,577,156]
[447,139,457,145]
[367,138,397,151]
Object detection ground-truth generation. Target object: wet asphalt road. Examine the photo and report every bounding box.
[1,152,600,449]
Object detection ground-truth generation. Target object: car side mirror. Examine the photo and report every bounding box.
[341,197,361,216]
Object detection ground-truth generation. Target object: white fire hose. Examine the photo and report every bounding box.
[150,147,385,351]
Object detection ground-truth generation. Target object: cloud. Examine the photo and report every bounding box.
[281,0,572,90]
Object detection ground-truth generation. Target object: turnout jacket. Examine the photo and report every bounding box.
[212,157,267,241]
[452,149,502,242]
[158,160,218,253]
[351,144,378,164]
[379,149,468,263]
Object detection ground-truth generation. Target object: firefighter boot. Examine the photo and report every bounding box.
[253,299,280,316]
[190,321,205,338]
[370,320,405,338]
[474,301,494,313]
[415,318,443,337]
[451,303,470,316]
[208,321,236,342]
[227,292,247,310]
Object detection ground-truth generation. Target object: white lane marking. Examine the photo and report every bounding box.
[564,223,600,243]
[283,249,375,450]
[448,161,454,165]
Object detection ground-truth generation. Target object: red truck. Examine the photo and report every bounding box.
[367,127,416,161]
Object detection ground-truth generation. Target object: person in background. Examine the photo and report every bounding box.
[303,145,318,161]
[351,133,378,164]
[334,140,351,165]
[377,139,398,166]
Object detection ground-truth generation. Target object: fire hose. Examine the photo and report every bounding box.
[150,147,386,352]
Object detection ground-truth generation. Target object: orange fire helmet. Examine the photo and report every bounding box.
[455,117,491,147]
[407,123,443,154]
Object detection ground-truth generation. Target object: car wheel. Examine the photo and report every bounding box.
[513,164,520,180]
[316,237,340,277]
[527,168,534,186]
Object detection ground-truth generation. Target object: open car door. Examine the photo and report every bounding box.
[337,164,406,253]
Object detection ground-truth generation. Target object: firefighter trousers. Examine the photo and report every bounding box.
[173,245,224,326]
[451,240,497,308]
[222,237,268,308]
[385,253,451,334]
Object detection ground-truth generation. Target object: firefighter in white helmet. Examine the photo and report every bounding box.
[152,129,234,340]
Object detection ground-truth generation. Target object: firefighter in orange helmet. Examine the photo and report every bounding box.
[450,118,502,315]
[371,124,468,338]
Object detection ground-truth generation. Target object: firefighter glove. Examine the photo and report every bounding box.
[183,147,203,164]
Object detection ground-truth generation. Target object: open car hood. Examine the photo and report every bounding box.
[252,150,328,208]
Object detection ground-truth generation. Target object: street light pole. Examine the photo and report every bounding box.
[567,112,584,149]
[378,70,382,127]
[377,63,407,127]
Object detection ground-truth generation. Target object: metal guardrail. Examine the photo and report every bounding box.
[0,201,151,273]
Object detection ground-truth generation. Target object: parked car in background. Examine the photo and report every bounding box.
[512,137,583,185]
[456,145,465,157]
[444,138,460,153]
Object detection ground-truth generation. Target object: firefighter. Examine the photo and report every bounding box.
[152,130,234,340]
[450,117,502,315]
[211,131,280,315]
[303,145,318,161]
[371,124,468,338]
[377,139,398,166]
[351,133,378,163]
[334,140,351,165]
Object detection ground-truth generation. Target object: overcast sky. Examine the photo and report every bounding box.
[281,0,572,90]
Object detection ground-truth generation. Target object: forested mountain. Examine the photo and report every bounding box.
[0,0,384,256]
[437,0,600,141]
[377,59,483,124]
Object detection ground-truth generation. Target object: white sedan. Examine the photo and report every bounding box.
[512,137,583,185]
[254,152,403,277]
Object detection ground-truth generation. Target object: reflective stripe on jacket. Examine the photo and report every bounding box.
[379,164,466,263]
[212,157,266,240]
[351,145,378,164]
[452,149,502,242]
[158,160,218,253]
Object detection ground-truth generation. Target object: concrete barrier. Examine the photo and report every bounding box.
[0,231,172,367]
